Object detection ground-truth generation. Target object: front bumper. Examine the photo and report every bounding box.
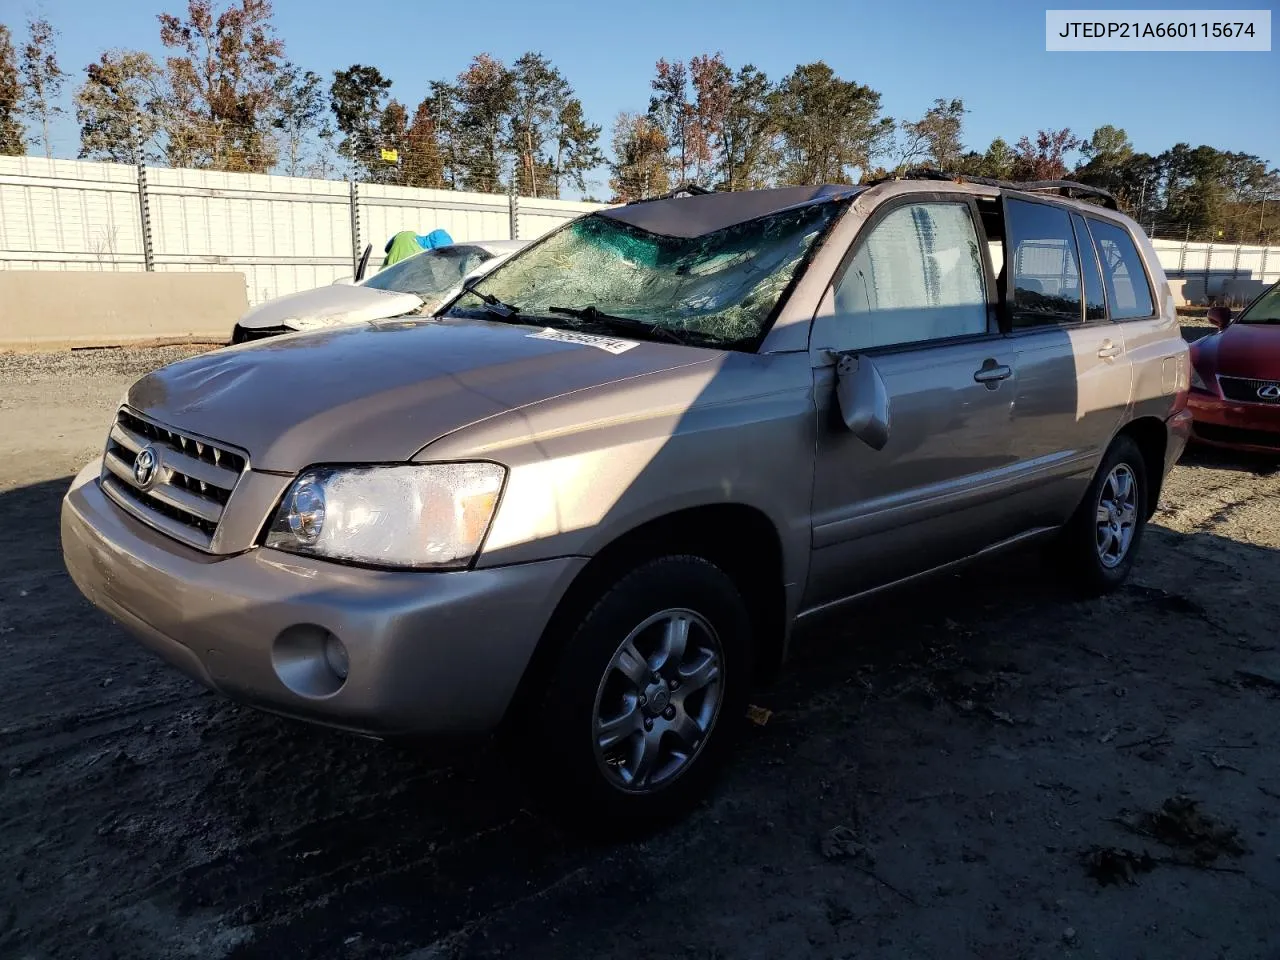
[1186,391,1280,454]
[61,459,586,736]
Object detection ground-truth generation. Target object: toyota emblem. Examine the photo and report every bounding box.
[1257,383,1280,401]
[133,446,159,488]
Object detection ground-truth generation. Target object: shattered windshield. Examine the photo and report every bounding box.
[362,245,495,301]
[447,201,844,347]
[1235,283,1280,324]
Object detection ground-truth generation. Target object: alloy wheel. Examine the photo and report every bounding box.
[1096,463,1139,568]
[591,608,725,793]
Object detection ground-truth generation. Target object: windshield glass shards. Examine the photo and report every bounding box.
[447,200,845,348]
[362,245,495,304]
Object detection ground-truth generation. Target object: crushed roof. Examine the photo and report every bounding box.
[596,184,863,238]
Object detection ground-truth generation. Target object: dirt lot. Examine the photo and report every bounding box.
[2,342,1279,960]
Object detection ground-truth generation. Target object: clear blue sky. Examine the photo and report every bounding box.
[11,0,1279,196]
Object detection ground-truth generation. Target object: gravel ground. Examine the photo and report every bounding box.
[2,342,1279,960]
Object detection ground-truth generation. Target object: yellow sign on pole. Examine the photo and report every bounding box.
[380,148,399,163]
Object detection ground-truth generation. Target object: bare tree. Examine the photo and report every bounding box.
[895,98,965,172]
[647,59,691,184]
[272,62,329,176]
[19,17,66,159]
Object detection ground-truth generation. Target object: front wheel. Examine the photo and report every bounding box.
[1059,434,1149,595]
[524,556,753,834]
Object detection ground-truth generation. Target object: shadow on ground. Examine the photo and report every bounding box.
[3,470,1280,960]
[1178,442,1279,477]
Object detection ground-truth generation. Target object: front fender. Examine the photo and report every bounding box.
[419,352,818,600]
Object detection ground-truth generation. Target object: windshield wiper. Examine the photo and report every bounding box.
[459,278,520,320]
[471,290,521,320]
[548,305,689,346]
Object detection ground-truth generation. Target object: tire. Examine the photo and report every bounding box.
[231,324,247,345]
[1059,434,1149,595]
[522,555,753,835]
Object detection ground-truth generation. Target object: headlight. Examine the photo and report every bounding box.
[265,462,505,569]
[1189,367,1209,392]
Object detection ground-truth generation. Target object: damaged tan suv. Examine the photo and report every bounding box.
[62,175,1191,826]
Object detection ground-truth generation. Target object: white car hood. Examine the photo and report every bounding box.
[237,283,423,331]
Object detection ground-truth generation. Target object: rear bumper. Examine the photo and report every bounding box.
[61,459,586,736]
[1186,391,1280,453]
[1166,407,1193,469]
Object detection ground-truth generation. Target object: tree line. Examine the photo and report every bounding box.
[0,2,604,198]
[1,1,1277,242]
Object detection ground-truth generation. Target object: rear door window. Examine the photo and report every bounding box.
[1005,198,1082,329]
[1088,219,1155,320]
[1071,213,1108,321]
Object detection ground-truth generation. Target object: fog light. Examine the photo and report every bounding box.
[324,633,349,680]
[272,624,346,697]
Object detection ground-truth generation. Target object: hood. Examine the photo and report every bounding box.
[1195,323,1280,381]
[125,317,715,472]
[237,283,423,331]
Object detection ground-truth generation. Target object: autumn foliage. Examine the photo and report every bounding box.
[0,2,1275,241]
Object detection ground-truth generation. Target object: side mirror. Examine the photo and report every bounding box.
[834,353,891,450]
[1206,305,1233,329]
[331,277,355,286]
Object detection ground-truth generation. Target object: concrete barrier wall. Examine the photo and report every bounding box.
[0,270,246,347]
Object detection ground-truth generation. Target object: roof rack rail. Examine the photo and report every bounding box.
[624,181,715,205]
[870,168,1120,211]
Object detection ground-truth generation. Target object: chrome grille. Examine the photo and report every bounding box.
[1218,375,1280,404]
[99,408,247,551]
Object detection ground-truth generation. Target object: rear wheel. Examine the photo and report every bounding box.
[1059,434,1149,595]
[522,555,752,834]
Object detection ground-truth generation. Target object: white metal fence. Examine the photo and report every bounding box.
[1150,239,1280,305]
[0,156,603,306]
[2,156,1277,309]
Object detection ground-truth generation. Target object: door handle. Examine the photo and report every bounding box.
[973,362,1012,385]
[1097,339,1122,359]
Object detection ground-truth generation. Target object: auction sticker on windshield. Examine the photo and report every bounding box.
[527,327,640,354]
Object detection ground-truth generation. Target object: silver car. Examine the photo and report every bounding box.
[230,239,529,342]
[61,177,1192,827]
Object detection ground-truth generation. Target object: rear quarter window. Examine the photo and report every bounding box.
[1087,219,1155,320]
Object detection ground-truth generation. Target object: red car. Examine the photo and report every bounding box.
[1187,281,1280,454]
